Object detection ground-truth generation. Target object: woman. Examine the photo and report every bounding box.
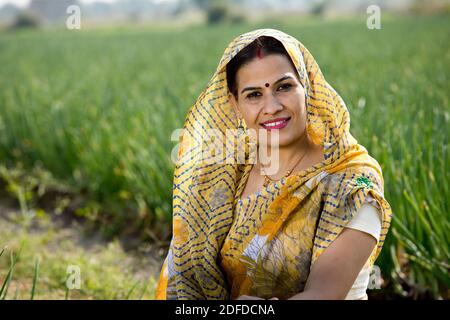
[155,29,392,300]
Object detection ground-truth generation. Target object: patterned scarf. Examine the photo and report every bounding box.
[155,28,392,300]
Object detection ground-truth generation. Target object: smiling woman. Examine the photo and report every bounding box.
[226,37,320,188]
[155,29,393,300]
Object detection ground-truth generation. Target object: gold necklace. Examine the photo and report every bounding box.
[261,149,308,187]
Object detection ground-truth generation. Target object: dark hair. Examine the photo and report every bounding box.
[226,36,298,98]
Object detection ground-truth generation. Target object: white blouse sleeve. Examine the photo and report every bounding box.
[345,195,382,243]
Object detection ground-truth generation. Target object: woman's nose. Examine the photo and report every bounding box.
[262,93,283,114]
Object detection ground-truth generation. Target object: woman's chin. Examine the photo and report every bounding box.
[258,137,293,148]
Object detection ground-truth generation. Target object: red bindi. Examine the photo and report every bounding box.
[265,83,269,87]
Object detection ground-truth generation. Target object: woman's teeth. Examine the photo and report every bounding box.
[261,118,290,129]
[266,120,285,127]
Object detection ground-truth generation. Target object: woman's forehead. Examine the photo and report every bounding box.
[236,54,299,87]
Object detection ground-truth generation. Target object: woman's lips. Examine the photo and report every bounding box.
[260,117,291,130]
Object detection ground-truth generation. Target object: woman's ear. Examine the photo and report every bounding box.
[228,92,240,116]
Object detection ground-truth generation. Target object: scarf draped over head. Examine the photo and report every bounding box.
[155,28,393,300]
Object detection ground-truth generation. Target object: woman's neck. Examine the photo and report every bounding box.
[254,133,319,179]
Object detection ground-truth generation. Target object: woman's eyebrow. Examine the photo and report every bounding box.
[241,86,261,94]
[240,75,294,94]
[273,75,294,85]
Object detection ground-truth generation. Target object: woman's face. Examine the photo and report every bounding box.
[229,54,308,147]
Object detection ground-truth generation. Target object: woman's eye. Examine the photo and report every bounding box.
[247,92,261,99]
[277,83,292,91]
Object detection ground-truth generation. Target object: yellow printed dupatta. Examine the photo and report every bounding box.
[155,28,393,300]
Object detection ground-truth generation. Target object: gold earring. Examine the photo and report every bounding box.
[237,116,245,135]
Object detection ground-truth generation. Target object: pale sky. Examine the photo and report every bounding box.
[0,0,120,8]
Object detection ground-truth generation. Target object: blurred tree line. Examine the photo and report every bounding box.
[193,0,245,24]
